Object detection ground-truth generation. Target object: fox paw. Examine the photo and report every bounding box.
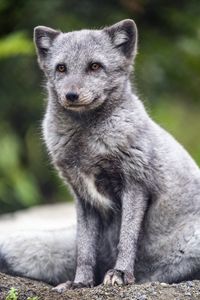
[103,269,135,286]
[52,280,94,292]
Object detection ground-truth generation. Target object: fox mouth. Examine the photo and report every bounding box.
[68,104,86,107]
[66,96,100,110]
[67,103,90,111]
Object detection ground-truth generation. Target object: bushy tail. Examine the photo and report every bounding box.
[0,226,77,285]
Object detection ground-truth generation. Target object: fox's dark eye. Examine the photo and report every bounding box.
[89,63,101,71]
[56,64,66,73]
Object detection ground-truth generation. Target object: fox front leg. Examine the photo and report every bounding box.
[104,184,147,286]
[54,198,99,292]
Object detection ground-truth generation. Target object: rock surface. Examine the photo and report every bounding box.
[0,272,200,300]
[0,203,76,233]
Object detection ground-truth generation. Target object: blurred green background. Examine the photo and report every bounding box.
[0,0,200,214]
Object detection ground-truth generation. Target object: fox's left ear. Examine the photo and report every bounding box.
[104,19,137,59]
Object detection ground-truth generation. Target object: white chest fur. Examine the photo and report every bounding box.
[80,174,113,211]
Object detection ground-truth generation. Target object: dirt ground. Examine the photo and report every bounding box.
[0,272,200,300]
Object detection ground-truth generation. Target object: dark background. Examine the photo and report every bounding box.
[0,0,200,214]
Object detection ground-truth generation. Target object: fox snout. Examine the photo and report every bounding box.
[65,92,79,102]
[57,82,101,111]
[60,83,83,109]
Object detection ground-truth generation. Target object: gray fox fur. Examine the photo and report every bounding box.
[0,20,200,290]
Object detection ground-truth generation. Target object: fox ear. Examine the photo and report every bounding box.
[34,26,60,63]
[104,19,137,59]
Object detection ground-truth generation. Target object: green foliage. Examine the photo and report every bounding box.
[6,288,18,300]
[5,288,39,300]
[0,32,33,58]
[0,0,200,213]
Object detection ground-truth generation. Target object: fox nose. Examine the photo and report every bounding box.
[65,92,79,102]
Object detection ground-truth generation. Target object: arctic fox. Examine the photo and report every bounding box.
[0,20,200,291]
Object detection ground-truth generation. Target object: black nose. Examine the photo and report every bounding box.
[65,92,79,102]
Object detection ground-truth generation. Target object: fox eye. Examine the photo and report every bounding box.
[89,62,101,71]
[56,64,66,73]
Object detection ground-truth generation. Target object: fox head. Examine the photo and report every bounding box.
[34,20,137,112]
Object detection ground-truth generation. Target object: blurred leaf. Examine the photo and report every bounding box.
[0,131,21,173]
[0,0,9,13]
[178,37,200,57]
[0,32,34,59]
[14,170,40,206]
